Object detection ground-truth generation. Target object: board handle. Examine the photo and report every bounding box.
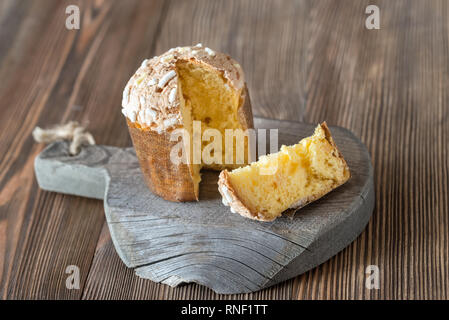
[34,141,132,200]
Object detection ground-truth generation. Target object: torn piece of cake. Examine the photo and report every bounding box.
[218,122,351,221]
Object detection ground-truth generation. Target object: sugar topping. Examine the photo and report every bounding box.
[128,110,137,122]
[168,87,177,104]
[141,59,149,68]
[155,116,179,133]
[158,70,176,89]
[161,54,174,63]
[122,45,245,133]
[146,108,157,119]
[143,109,156,126]
[122,86,130,106]
[163,117,179,128]
[205,47,216,56]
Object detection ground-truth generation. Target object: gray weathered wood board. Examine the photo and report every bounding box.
[34,118,374,294]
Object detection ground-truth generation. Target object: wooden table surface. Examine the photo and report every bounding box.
[1,0,448,300]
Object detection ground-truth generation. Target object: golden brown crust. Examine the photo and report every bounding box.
[319,122,351,181]
[218,123,351,221]
[218,170,266,221]
[127,120,198,202]
[238,85,254,130]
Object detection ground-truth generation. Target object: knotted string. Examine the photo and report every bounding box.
[32,121,95,155]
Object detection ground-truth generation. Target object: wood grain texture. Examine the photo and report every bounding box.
[1,0,448,299]
[33,119,374,294]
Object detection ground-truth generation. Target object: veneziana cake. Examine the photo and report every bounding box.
[218,123,350,221]
[121,45,253,201]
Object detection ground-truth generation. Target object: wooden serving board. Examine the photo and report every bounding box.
[34,118,374,294]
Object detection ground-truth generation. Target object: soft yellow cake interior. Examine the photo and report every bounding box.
[176,60,250,196]
[225,124,350,220]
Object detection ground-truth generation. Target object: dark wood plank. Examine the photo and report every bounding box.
[0,0,166,299]
[1,0,448,299]
[151,0,308,121]
[0,0,83,299]
[294,0,449,299]
[35,120,373,294]
[81,0,309,299]
[82,0,449,299]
